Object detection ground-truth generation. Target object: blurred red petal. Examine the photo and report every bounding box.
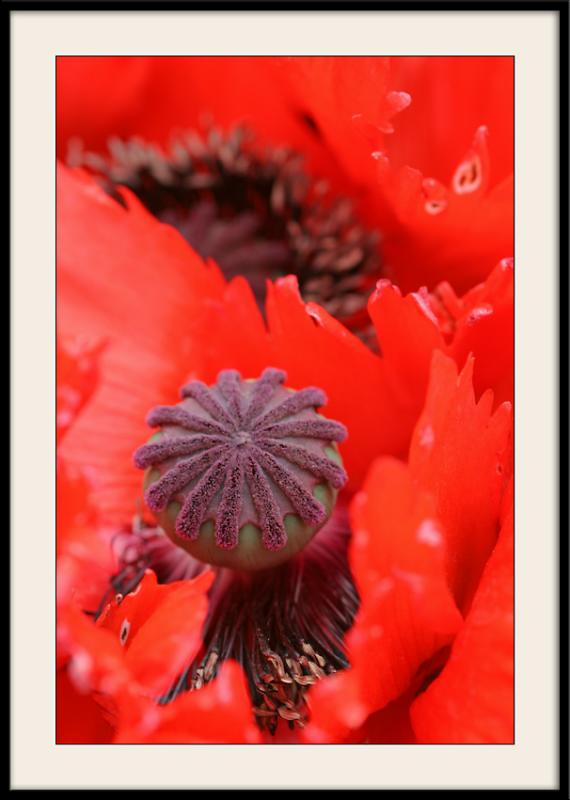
[375,146,512,294]
[60,603,128,697]
[411,496,513,743]
[56,667,114,744]
[303,458,461,743]
[57,458,95,553]
[57,57,153,159]
[57,162,226,522]
[275,57,395,188]
[349,692,417,744]
[56,459,114,616]
[56,523,115,616]
[57,336,105,443]
[57,57,344,186]
[113,661,261,744]
[409,351,512,610]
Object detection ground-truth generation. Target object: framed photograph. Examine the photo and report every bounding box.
[9,2,566,792]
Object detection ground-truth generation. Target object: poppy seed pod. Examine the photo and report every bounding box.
[134,367,348,571]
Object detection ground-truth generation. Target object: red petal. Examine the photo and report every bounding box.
[277,57,513,293]
[57,163,226,522]
[57,336,105,443]
[370,261,514,409]
[274,57,395,187]
[121,572,212,695]
[303,458,461,743]
[96,570,213,696]
[59,603,128,697]
[56,666,114,744]
[387,58,513,191]
[411,497,513,743]
[57,457,95,553]
[448,258,514,405]
[265,277,412,489]
[57,57,153,159]
[368,280,445,416]
[377,165,513,294]
[374,58,513,293]
[57,57,343,186]
[56,524,115,615]
[409,351,512,610]
[58,164,442,509]
[95,568,163,638]
[346,691,417,744]
[58,57,513,295]
[113,661,261,743]
[56,459,115,614]
[61,568,212,704]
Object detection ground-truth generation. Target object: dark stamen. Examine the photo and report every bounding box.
[69,126,381,346]
[97,514,359,734]
[185,520,359,733]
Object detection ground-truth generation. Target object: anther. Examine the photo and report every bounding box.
[71,126,381,345]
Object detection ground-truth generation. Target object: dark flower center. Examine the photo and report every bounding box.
[69,125,381,346]
[101,509,358,735]
[92,368,359,734]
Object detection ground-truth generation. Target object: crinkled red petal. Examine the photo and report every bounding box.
[303,458,461,743]
[58,167,449,509]
[368,280,445,412]
[409,351,512,610]
[370,259,514,411]
[57,457,97,554]
[264,277,416,488]
[411,495,513,743]
[58,163,226,522]
[97,570,213,697]
[60,570,212,703]
[113,661,261,744]
[447,258,514,405]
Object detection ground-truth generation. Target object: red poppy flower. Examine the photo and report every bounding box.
[57,155,513,744]
[57,56,513,331]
